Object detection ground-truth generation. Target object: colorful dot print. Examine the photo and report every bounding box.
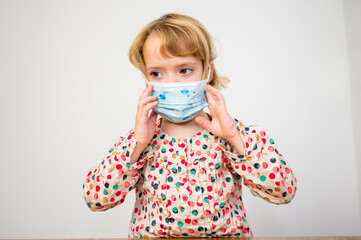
[83,117,297,238]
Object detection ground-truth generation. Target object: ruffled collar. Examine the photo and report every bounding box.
[155,116,212,142]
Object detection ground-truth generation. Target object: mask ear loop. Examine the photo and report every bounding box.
[204,65,212,119]
[206,64,212,84]
[142,74,150,86]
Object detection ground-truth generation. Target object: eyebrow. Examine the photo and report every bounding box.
[146,62,199,71]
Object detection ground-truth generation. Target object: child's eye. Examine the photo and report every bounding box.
[179,68,193,75]
[150,71,163,79]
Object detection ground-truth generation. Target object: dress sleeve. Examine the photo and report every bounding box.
[220,119,297,204]
[83,129,153,211]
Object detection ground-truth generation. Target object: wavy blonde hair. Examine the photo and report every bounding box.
[129,13,229,89]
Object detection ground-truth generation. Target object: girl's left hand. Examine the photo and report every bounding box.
[195,84,239,142]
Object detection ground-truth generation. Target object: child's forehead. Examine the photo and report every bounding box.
[144,33,187,56]
[144,53,201,71]
[143,34,200,66]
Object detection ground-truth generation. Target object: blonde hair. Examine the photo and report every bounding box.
[129,13,229,89]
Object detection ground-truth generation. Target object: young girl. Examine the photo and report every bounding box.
[83,13,297,238]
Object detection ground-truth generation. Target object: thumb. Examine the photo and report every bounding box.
[195,116,211,131]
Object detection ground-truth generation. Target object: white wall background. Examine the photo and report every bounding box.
[344,0,361,230]
[0,0,360,238]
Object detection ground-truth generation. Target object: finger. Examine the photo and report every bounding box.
[207,85,225,106]
[205,87,216,114]
[206,87,216,106]
[194,116,211,131]
[140,84,154,99]
[207,84,224,101]
[142,100,158,117]
[140,95,157,106]
[138,91,156,110]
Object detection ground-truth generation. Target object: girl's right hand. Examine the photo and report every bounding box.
[133,84,158,147]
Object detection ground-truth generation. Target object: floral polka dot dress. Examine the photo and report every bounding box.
[83,117,297,238]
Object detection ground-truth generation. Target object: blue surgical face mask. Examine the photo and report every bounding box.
[144,67,211,123]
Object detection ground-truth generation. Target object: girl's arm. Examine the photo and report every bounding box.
[83,129,152,211]
[221,119,297,204]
